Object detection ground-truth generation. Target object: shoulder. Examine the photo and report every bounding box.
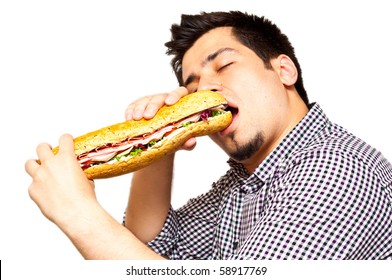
[283,122,392,186]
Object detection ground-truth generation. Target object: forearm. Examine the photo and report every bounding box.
[125,154,174,243]
[61,201,165,260]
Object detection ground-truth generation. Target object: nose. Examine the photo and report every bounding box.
[197,76,223,92]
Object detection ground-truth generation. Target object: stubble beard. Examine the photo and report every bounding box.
[227,131,265,162]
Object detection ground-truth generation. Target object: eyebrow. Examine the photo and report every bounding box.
[183,47,238,87]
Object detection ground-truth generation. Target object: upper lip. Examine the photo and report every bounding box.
[225,100,239,116]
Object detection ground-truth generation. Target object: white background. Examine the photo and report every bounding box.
[1,0,391,276]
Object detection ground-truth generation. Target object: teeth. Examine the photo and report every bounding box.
[212,104,227,110]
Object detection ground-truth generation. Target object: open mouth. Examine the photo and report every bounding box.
[220,105,239,136]
[226,106,238,117]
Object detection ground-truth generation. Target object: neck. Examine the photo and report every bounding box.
[243,91,309,173]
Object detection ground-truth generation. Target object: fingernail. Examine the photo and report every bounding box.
[125,112,132,120]
[132,110,142,120]
[144,108,155,119]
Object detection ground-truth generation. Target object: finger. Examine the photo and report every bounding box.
[124,102,136,120]
[165,87,189,105]
[182,137,197,151]
[130,96,152,120]
[144,98,166,119]
[58,134,75,154]
[25,158,40,177]
[36,142,54,162]
[124,96,147,121]
[125,87,189,121]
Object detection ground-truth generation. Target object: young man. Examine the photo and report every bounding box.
[25,11,392,259]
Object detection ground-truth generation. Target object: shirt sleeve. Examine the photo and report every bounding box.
[146,206,179,258]
[147,181,225,259]
[229,149,392,260]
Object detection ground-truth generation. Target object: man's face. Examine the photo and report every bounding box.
[182,27,292,171]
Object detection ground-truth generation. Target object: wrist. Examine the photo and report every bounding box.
[55,199,104,238]
[56,202,164,259]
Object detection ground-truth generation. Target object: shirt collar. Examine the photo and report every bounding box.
[228,103,330,194]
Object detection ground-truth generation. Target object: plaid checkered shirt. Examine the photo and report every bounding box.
[146,103,392,259]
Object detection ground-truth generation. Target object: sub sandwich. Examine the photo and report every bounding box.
[51,90,232,179]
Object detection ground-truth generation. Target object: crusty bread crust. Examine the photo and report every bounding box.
[50,90,232,179]
[84,111,232,179]
[52,90,228,156]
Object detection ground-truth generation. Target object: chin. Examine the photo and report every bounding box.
[218,131,265,162]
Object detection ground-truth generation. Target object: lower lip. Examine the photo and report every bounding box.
[220,112,238,136]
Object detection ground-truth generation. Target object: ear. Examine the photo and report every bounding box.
[271,54,298,86]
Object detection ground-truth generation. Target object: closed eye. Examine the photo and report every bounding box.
[218,62,234,72]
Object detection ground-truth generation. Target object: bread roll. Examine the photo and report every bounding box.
[52,90,232,179]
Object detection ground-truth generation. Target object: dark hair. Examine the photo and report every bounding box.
[165,11,309,106]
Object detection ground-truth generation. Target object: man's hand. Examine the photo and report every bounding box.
[25,134,97,226]
[125,86,189,120]
[124,86,196,151]
[25,134,164,259]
